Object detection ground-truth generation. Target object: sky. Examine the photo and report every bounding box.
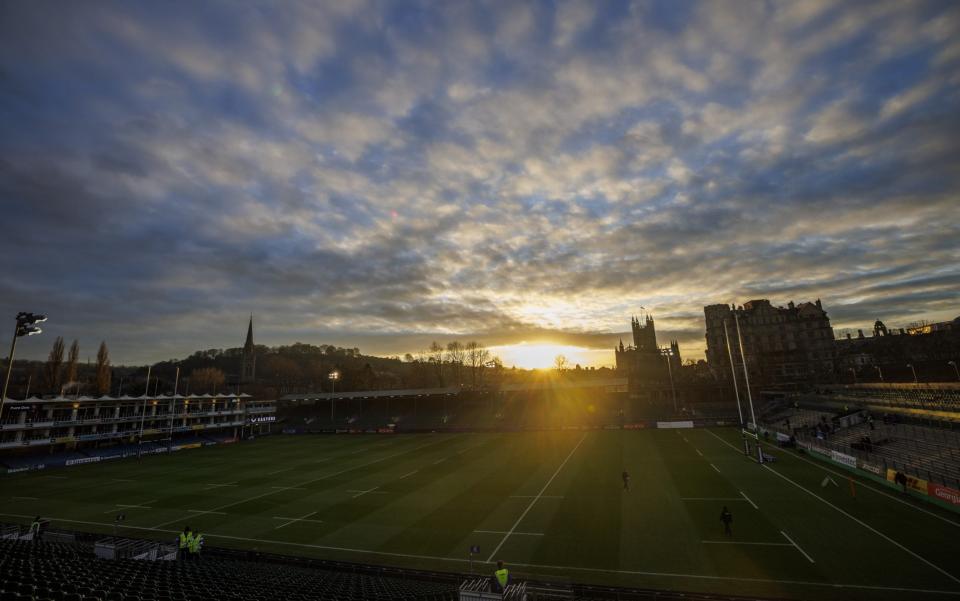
[1,0,959,369]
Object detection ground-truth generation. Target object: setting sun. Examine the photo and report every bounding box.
[492,342,610,370]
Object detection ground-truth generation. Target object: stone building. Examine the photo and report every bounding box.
[835,316,960,382]
[615,315,681,385]
[704,299,835,387]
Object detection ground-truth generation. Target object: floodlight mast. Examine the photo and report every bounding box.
[1,313,47,424]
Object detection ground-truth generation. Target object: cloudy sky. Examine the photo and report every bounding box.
[1,0,958,368]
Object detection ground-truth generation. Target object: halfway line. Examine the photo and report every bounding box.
[486,433,588,562]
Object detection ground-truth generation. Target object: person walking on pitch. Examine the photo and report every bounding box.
[720,506,733,536]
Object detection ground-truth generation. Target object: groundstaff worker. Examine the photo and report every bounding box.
[720,506,733,536]
[189,531,204,561]
[30,516,43,542]
[178,526,194,560]
[492,560,510,593]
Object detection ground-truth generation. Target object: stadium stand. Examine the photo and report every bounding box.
[0,526,798,601]
[0,537,459,601]
[760,396,960,489]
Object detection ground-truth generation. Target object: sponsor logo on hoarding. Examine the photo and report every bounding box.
[858,460,883,476]
[829,450,857,468]
[250,415,276,423]
[930,483,960,506]
[66,456,101,466]
[657,421,694,429]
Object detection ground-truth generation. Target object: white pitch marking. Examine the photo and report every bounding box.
[398,470,418,480]
[433,458,446,465]
[275,511,319,530]
[704,429,959,584]
[486,433,588,563]
[351,487,381,498]
[270,486,305,491]
[680,497,745,502]
[695,448,703,457]
[2,511,958,597]
[187,509,227,515]
[702,540,791,546]
[204,482,238,489]
[740,491,758,510]
[781,531,815,563]
[474,530,544,536]
[750,432,960,529]
[510,495,564,499]
[710,463,721,474]
[681,436,689,443]
[272,516,324,525]
[151,436,452,530]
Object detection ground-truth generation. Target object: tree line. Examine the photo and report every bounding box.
[32,336,111,396]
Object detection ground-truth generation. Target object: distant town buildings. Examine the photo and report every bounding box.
[835,316,960,380]
[703,298,960,387]
[704,299,835,387]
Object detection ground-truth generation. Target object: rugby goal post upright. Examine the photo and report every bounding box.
[730,311,763,464]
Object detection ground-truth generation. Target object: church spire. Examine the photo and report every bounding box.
[244,314,254,352]
[241,315,256,384]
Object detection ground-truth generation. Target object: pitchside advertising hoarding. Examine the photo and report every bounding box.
[829,449,857,468]
[884,468,960,503]
[930,483,960,506]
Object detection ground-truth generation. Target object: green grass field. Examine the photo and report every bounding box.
[3,429,959,600]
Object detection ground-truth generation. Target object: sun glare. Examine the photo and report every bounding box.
[493,343,608,370]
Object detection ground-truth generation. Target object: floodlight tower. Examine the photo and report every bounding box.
[1,312,47,423]
[329,370,340,421]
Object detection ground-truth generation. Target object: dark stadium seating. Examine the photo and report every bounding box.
[760,399,960,488]
[0,539,458,601]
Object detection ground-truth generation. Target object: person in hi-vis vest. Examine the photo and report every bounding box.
[177,526,194,560]
[493,560,510,593]
[29,517,42,542]
[188,531,204,561]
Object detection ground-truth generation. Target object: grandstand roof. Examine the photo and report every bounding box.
[281,387,460,402]
[8,393,252,404]
[499,377,628,392]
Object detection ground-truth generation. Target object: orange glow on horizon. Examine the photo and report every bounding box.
[491,342,612,370]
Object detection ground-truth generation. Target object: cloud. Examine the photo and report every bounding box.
[0,0,958,366]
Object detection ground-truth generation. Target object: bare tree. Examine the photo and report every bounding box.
[429,341,445,384]
[554,354,569,374]
[95,341,111,395]
[466,342,490,387]
[65,340,80,385]
[445,341,465,386]
[190,367,226,394]
[45,336,65,393]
